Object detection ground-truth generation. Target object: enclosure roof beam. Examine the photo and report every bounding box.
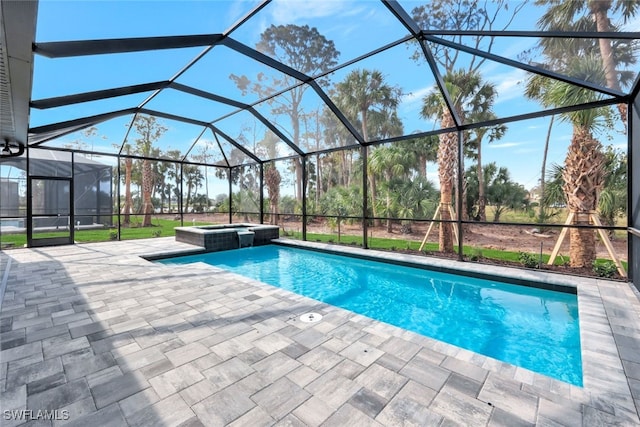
[168,82,303,156]
[456,97,627,132]
[417,38,463,128]
[222,0,271,38]
[169,82,250,110]
[209,124,262,164]
[246,106,305,156]
[382,1,421,37]
[424,34,627,99]
[30,81,171,109]
[28,108,138,145]
[33,34,225,58]
[222,37,364,146]
[211,130,231,168]
[420,30,640,39]
[307,80,366,145]
[221,37,310,83]
[134,110,260,164]
[382,1,463,128]
[137,108,211,128]
[180,126,210,162]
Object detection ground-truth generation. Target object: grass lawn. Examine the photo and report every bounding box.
[0,217,200,247]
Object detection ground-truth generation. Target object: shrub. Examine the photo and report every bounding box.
[109,231,118,241]
[469,249,483,262]
[593,261,617,278]
[518,252,538,269]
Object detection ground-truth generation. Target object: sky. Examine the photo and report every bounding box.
[18,0,636,197]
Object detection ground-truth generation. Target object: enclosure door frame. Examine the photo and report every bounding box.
[27,176,75,247]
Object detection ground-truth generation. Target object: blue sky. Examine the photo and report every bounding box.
[25,0,634,196]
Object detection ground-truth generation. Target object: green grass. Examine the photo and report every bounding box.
[0,217,202,247]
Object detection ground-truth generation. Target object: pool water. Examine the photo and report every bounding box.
[159,245,582,385]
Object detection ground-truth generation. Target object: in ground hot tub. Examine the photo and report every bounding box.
[174,223,279,251]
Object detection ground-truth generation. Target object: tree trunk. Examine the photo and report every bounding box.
[569,212,596,267]
[438,111,458,253]
[265,166,281,226]
[294,157,303,203]
[121,158,133,225]
[591,2,627,124]
[563,126,605,267]
[141,159,154,227]
[386,175,393,233]
[418,155,427,179]
[316,153,322,208]
[368,171,380,227]
[437,112,458,253]
[292,109,303,203]
[477,139,486,222]
[361,114,380,227]
[540,115,553,201]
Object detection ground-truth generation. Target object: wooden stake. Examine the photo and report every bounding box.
[548,211,575,266]
[590,214,627,277]
[548,211,626,278]
[419,204,440,251]
[419,203,459,251]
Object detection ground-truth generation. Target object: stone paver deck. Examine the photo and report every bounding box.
[1,236,640,426]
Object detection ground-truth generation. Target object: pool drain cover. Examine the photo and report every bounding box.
[299,312,322,323]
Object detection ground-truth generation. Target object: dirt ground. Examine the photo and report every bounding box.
[296,220,627,262]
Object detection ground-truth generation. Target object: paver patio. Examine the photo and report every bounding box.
[1,237,640,426]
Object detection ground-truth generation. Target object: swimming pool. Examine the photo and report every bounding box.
[158,245,582,385]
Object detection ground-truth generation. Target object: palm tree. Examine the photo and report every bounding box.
[529,56,610,267]
[544,148,627,239]
[394,176,437,233]
[369,145,416,232]
[183,164,204,214]
[132,115,167,227]
[535,0,639,121]
[465,110,505,222]
[598,146,627,232]
[334,69,402,227]
[398,135,438,180]
[420,69,497,253]
[118,141,134,226]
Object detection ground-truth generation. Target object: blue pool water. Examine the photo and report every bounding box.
[159,245,582,385]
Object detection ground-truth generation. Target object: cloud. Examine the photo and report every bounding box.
[488,141,524,149]
[402,86,433,105]
[488,69,528,104]
[268,0,354,24]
